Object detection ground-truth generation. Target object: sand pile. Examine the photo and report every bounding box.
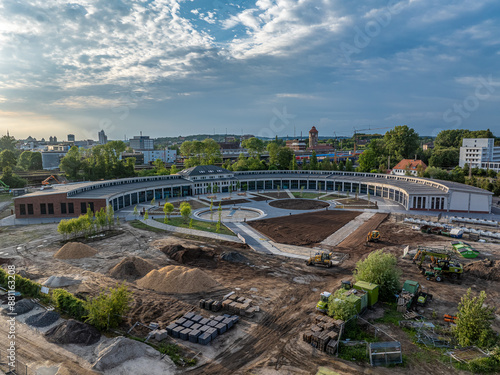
[109,257,157,281]
[464,259,500,281]
[45,319,100,345]
[43,276,81,288]
[160,243,217,268]
[53,242,98,259]
[137,265,220,293]
[92,337,165,372]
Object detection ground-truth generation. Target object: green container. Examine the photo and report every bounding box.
[345,294,362,313]
[402,280,420,295]
[353,281,379,306]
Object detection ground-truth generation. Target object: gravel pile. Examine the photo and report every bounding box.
[137,265,220,294]
[25,311,60,328]
[53,242,98,259]
[43,276,81,288]
[45,319,101,345]
[1,299,35,315]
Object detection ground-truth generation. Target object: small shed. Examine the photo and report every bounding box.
[353,281,379,306]
[369,341,403,366]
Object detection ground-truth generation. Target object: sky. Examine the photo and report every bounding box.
[0,0,499,141]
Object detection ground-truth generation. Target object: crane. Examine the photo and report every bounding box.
[352,126,392,152]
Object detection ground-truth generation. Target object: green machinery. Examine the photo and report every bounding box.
[316,281,379,315]
[316,291,331,313]
[0,179,9,192]
[413,246,463,282]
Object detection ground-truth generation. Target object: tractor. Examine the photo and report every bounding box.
[316,291,331,313]
[413,247,463,281]
[367,230,380,242]
[306,252,335,267]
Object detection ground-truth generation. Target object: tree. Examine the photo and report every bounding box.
[163,202,174,222]
[180,202,191,223]
[83,283,132,331]
[327,289,358,321]
[0,167,26,188]
[384,125,419,162]
[276,147,294,170]
[0,135,16,152]
[143,210,149,220]
[309,151,318,170]
[57,219,70,240]
[242,137,265,157]
[0,149,17,170]
[290,156,298,170]
[428,148,459,169]
[170,164,178,174]
[354,250,401,301]
[133,205,139,220]
[267,142,279,167]
[345,159,353,172]
[106,204,115,230]
[59,146,83,180]
[453,289,496,348]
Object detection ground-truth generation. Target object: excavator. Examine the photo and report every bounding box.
[42,175,61,185]
[413,247,463,282]
[306,252,335,268]
[367,230,381,242]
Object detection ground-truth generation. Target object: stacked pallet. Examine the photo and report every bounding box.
[204,294,259,317]
[165,312,239,345]
[199,299,222,312]
[397,291,414,313]
[303,315,343,354]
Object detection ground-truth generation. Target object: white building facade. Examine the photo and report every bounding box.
[459,138,500,172]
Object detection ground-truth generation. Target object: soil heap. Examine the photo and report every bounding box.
[109,256,157,281]
[45,319,101,345]
[53,242,98,260]
[160,243,217,268]
[221,251,248,263]
[137,265,220,293]
[92,337,168,372]
[464,259,500,281]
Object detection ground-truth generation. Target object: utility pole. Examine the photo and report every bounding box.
[387,155,390,171]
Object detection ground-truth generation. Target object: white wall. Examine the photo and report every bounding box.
[449,191,469,211]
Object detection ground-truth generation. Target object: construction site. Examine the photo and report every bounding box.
[1,191,500,375]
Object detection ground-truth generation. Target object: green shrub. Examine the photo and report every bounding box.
[0,268,41,297]
[52,289,86,320]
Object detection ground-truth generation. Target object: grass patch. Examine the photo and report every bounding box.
[129,220,167,233]
[292,192,322,199]
[0,194,13,202]
[128,336,196,367]
[338,343,369,362]
[154,217,235,236]
[374,303,402,325]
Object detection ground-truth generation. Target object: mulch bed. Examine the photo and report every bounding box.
[268,199,329,210]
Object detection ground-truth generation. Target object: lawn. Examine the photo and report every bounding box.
[155,217,235,236]
[0,194,13,202]
[292,192,345,201]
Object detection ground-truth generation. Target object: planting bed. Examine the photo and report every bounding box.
[268,198,329,210]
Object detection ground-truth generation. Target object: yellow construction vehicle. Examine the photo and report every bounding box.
[367,230,380,242]
[306,252,334,268]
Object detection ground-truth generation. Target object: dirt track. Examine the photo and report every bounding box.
[248,210,360,246]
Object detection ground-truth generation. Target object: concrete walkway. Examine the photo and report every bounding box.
[225,222,308,260]
[321,211,375,247]
[285,189,295,198]
[143,218,242,243]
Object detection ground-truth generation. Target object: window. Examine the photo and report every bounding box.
[40,203,47,215]
[20,204,26,215]
[68,203,74,214]
[27,204,34,215]
[89,202,94,212]
[81,202,87,214]
[61,203,67,214]
[48,203,54,215]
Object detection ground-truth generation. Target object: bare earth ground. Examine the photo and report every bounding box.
[268,199,329,210]
[0,213,499,375]
[248,210,361,246]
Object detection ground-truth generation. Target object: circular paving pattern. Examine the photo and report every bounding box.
[268,198,329,210]
[195,207,264,222]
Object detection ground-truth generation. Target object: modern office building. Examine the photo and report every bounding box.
[459,138,500,172]
[98,130,108,145]
[130,135,154,150]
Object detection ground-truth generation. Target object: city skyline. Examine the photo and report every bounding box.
[1,0,499,140]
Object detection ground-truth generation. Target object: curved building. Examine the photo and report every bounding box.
[14,165,493,219]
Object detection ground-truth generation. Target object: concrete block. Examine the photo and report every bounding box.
[166,323,177,335]
[215,323,227,335]
[180,328,192,340]
[191,314,203,323]
[172,326,183,339]
[184,312,195,320]
[191,323,201,331]
[155,329,168,341]
[198,332,211,345]
[182,320,194,329]
[189,330,201,343]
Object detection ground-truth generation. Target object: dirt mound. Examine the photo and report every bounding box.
[464,259,500,281]
[268,199,329,210]
[221,251,248,263]
[1,299,35,315]
[160,243,217,268]
[93,337,161,371]
[44,319,101,345]
[109,257,157,281]
[137,265,221,294]
[53,242,98,259]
